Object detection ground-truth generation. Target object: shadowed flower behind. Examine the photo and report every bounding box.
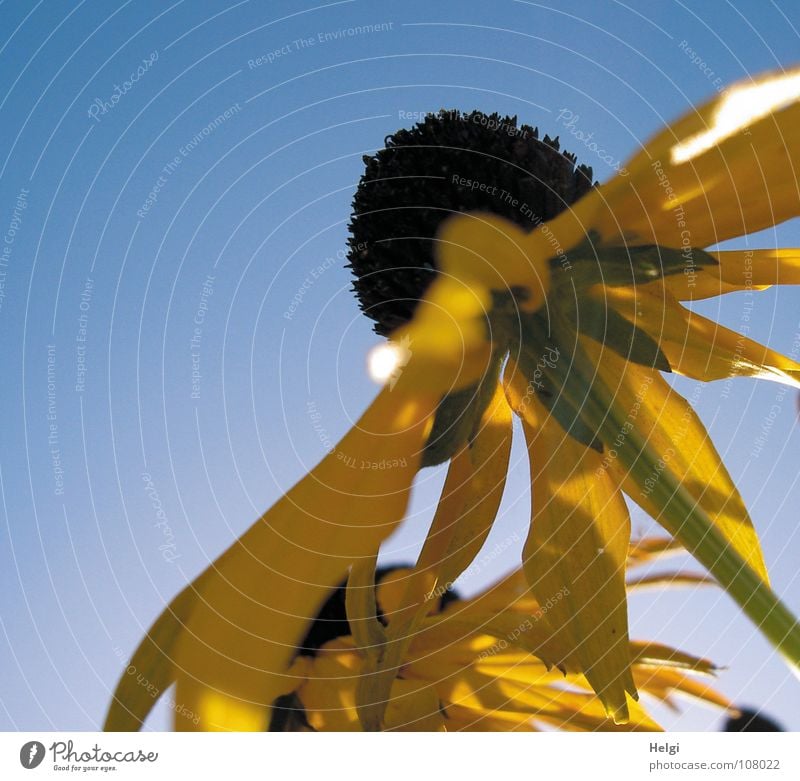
[270,541,729,731]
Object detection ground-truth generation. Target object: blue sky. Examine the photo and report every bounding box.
[1,0,799,731]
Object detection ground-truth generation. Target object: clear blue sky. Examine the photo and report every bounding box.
[1,0,799,731]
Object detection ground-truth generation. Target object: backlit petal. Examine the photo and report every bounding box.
[587,342,769,584]
[603,285,800,386]
[114,386,436,732]
[662,248,800,300]
[522,397,635,723]
[589,67,800,249]
[436,212,550,308]
[355,387,513,729]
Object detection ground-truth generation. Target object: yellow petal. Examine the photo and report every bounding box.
[629,642,718,674]
[522,398,635,722]
[355,386,513,729]
[503,357,541,430]
[627,536,684,566]
[411,611,570,670]
[662,248,800,300]
[380,276,493,393]
[589,67,800,248]
[353,445,472,731]
[298,640,445,731]
[436,667,655,731]
[384,679,446,731]
[443,569,538,617]
[166,387,436,731]
[634,667,732,713]
[346,554,387,659]
[436,212,550,308]
[443,705,537,731]
[406,646,558,689]
[104,583,203,731]
[603,285,800,386]
[437,382,514,591]
[297,639,362,731]
[587,342,769,584]
[626,572,715,592]
[109,224,505,731]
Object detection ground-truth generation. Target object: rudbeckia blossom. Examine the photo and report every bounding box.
[107,69,800,732]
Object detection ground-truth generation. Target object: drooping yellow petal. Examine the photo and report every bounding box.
[586,67,800,249]
[626,572,715,592]
[354,385,513,729]
[522,397,635,723]
[627,536,684,566]
[352,447,471,731]
[156,386,438,732]
[109,237,503,731]
[104,580,206,731]
[437,383,514,591]
[443,705,538,731]
[587,342,769,584]
[601,285,800,386]
[633,667,732,713]
[381,276,493,394]
[629,642,718,675]
[345,554,387,660]
[297,639,362,731]
[434,667,655,732]
[662,248,800,300]
[384,679,446,731]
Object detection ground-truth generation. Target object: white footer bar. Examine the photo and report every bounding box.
[1,731,796,780]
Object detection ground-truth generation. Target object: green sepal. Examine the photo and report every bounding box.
[564,232,718,289]
[515,336,603,453]
[577,296,671,372]
[421,353,502,467]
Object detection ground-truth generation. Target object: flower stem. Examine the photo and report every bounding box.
[609,410,800,672]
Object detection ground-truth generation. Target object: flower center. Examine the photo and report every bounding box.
[348,110,594,336]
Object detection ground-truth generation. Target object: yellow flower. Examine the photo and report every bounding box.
[270,538,730,732]
[106,68,800,732]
